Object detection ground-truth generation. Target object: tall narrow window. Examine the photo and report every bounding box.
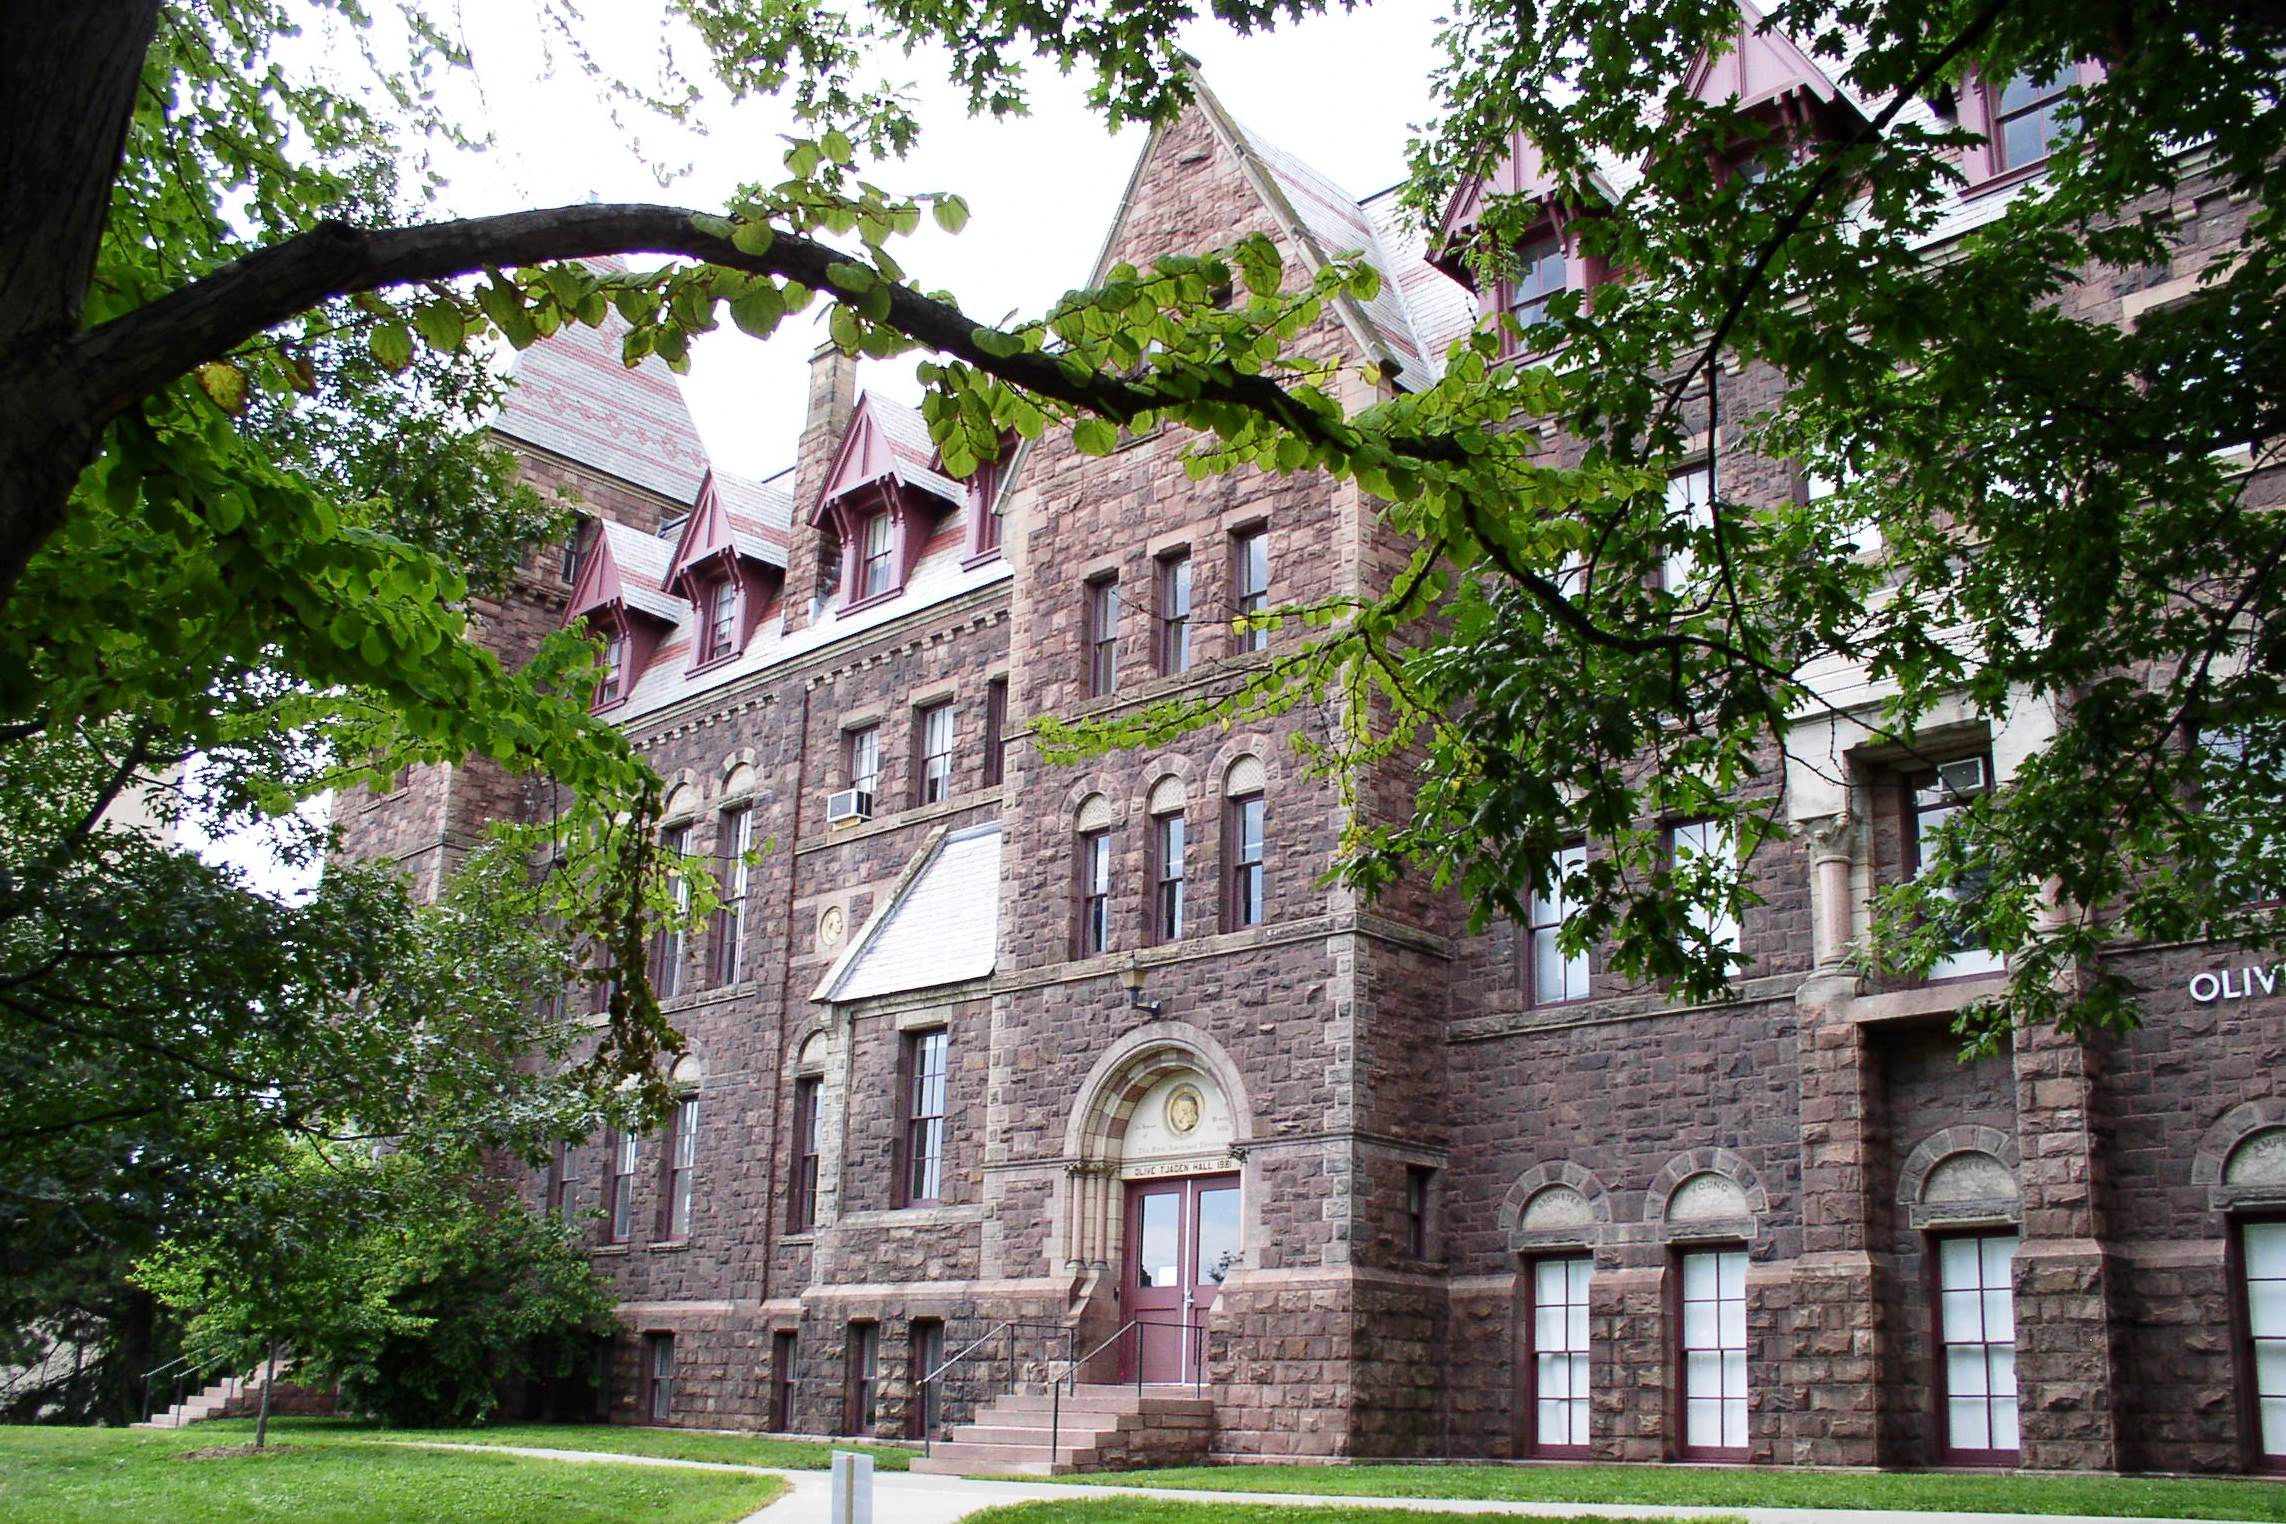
[646,1332,675,1422]
[903,1030,948,1206]
[1086,577,1120,696]
[1507,232,1568,330]
[789,1076,822,1232]
[1669,818,1740,962]
[847,725,879,800]
[2245,1219,2286,1465]
[547,1140,582,1218]
[1530,1255,1594,1456]
[705,576,739,663]
[910,1320,945,1440]
[1151,810,1186,943]
[714,807,752,986]
[1527,844,1590,1004]
[981,677,1008,788]
[1907,756,2003,979]
[1232,528,1270,652]
[1993,70,2071,171]
[1678,1247,1749,1457]
[916,703,956,806]
[1077,828,1113,956]
[1157,551,1193,675]
[770,1331,798,1431]
[660,1094,699,1239]
[1405,1166,1436,1260]
[561,520,593,585]
[1228,793,1265,929]
[861,510,896,598]
[846,1323,879,1433]
[1662,466,1713,593]
[597,629,628,706]
[656,824,690,999]
[606,1130,637,1243]
[1937,1232,2020,1461]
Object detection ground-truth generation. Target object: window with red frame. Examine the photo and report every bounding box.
[1992,70,2072,172]
[1507,232,1569,330]
[1077,827,1113,955]
[1678,1246,1749,1457]
[1085,576,1120,696]
[844,1322,879,1433]
[659,1094,699,1239]
[1231,528,1270,652]
[2244,1218,2286,1465]
[597,629,627,706]
[713,806,752,985]
[704,576,739,663]
[1528,1254,1593,1455]
[901,1029,948,1205]
[981,677,1008,788]
[547,1140,582,1218]
[645,1332,675,1421]
[1526,843,1589,1005]
[605,1130,637,1243]
[770,1331,798,1430]
[789,1076,821,1232]
[1150,810,1186,943]
[1227,793,1265,929]
[1157,550,1192,675]
[915,702,955,806]
[860,510,896,598]
[1935,1232,2020,1461]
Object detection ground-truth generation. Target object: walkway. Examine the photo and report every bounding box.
[395,1442,2270,1524]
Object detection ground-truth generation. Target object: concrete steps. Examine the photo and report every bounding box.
[909,1383,1213,1476]
[134,1372,251,1429]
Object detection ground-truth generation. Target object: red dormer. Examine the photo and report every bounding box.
[809,395,966,616]
[664,469,792,673]
[1678,2,1866,170]
[960,433,1019,567]
[1434,134,1617,352]
[565,520,684,711]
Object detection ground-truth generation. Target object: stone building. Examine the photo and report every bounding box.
[338,55,2286,1476]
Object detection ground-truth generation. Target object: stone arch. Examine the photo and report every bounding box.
[669,1051,705,1092]
[1897,1125,2020,1228]
[1499,1161,1615,1252]
[660,770,701,822]
[1075,791,1117,834]
[2197,1098,2286,1208]
[1060,774,1125,828]
[1644,1149,1770,1240]
[789,1026,830,1076]
[1144,772,1189,819]
[1223,753,1267,797]
[1204,733,1282,795]
[718,748,760,802]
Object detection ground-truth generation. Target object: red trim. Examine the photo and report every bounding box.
[1519,1251,1595,1459]
[2234,1212,2286,1472]
[1926,1228,2022,1467]
[1670,1244,1752,1462]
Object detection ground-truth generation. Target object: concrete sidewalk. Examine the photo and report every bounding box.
[393,1441,2275,1524]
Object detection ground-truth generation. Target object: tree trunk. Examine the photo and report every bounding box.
[254,1343,276,1450]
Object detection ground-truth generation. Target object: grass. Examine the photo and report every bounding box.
[961,1507,1742,1524]
[205,1414,911,1471]
[1050,1461,2286,1520]
[0,1424,786,1524]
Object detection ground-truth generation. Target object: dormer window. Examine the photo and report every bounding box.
[861,511,896,599]
[1507,234,1569,330]
[704,577,739,664]
[597,628,627,708]
[1992,70,2070,171]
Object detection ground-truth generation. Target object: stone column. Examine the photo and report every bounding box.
[1787,985,1887,1466]
[2009,1015,2121,1470]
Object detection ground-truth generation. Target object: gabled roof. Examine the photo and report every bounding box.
[813,822,1002,1003]
[1682,1,1853,115]
[666,468,792,592]
[566,518,686,625]
[809,394,964,525]
[494,302,712,506]
[1433,132,1629,282]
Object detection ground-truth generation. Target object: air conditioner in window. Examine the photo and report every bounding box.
[826,788,873,826]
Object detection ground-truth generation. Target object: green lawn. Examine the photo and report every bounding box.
[208,1414,911,1471]
[1060,1462,2286,1521]
[962,1507,1740,1524]
[0,1425,786,1524]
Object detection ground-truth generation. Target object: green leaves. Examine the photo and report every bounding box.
[367,320,414,372]
[1072,418,1120,455]
[193,361,248,415]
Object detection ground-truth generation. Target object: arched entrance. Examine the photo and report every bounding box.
[1066,1039,1247,1384]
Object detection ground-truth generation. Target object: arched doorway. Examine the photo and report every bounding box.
[1066,1041,1246,1384]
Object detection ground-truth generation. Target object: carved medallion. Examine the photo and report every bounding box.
[1165,1083,1204,1136]
[817,904,847,952]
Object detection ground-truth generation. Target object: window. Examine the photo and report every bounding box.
[646,1332,675,1422]
[1228,793,1265,929]
[2244,1219,2286,1465]
[704,576,739,663]
[1529,1255,1594,1456]
[1662,465,1714,593]
[982,677,1008,789]
[902,1029,948,1206]
[561,520,592,585]
[713,807,752,986]
[1405,1166,1436,1260]
[605,1130,637,1243]
[860,510,896,598]
[1669,818,1740,961]
[1936,1232,2020,1461]
[915,703,955,806]
[789,1076,822,1232]
[1992,70,2071,171]
[847,725,879,799]
[1507,231,1568,330]
[845,1322,879,1433]
[1157,551,1193,675]
[1232,528,1270,652]
[547,1140,582,1218]
[660,1093,699,1239]
[1679,1247,1749,1456]
[1151,810,1187,943]
[1527,844,1590,1004]
[1077,828,1113,956]
[909,1319,945,1440]
[1906,755,2003,979]
[655,824,690,999]
[770,1331,798,1431]
[597,628,628,707]
[1086,577,1120,696]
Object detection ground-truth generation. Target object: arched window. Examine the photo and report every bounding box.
[1075,793,1117,956]
[1223,758,1266,930]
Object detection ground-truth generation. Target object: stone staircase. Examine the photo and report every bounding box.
[908,1382,1214,1475]
[134,1370,255,1429]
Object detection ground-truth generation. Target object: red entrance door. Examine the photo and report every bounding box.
[1121,1174,1239,1382]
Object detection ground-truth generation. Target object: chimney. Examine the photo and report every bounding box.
[781,344,860,634]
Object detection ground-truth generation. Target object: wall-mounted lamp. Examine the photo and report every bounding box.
[1118,954,1163,1016]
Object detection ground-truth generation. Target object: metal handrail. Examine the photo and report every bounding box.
[1044,1315,1206,1462]
[917,1318,1072,1457]
[138,1341,243,1425]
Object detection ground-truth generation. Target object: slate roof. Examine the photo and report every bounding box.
[494,308,713,506]
[590,518,685,623]
[814,822,1003,1003]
